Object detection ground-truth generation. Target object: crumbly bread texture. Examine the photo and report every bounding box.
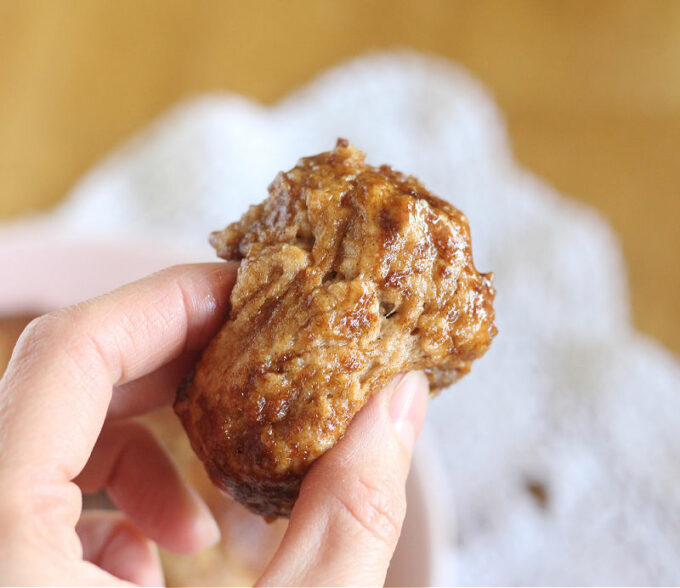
[174,139,496,518]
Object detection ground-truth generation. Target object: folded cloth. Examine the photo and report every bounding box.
[3,51,679,585]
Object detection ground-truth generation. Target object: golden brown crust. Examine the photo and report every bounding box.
[175,139,496,518]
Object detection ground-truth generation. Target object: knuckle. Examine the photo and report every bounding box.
[8,306,111,386]
[13,311,73,357]
[20,313,58,343]
[331,474,406,547]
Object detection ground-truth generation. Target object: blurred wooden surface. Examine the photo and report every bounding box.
[0,0,678,352]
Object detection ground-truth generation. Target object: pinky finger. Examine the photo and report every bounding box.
[76,510,165,586]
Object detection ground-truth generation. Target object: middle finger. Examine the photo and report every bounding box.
[75,420,220,554]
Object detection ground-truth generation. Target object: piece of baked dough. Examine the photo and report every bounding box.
[175,139,496,518]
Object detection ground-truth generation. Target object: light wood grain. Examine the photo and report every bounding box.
[0,0,678,352]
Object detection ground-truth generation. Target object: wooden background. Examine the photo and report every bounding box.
[1,0,678,353]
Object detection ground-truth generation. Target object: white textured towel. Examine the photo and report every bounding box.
[6,52,680,585]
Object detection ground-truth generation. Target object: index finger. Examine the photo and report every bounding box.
[0,263,237,484]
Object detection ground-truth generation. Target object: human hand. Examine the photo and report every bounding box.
[0,264,428,586]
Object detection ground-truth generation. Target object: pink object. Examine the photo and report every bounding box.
[0,227,209,313]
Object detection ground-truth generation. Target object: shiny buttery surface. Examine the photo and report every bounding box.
[0,1,677,352]
[175,142,495,518]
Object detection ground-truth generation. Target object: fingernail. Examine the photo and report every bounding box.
[191,505,222,548]
[388,371,429,449]
[201,512,222,547]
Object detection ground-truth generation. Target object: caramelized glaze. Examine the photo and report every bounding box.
[175,140,496,518]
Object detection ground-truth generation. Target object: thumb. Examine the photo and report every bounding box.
[258,372,430,587]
